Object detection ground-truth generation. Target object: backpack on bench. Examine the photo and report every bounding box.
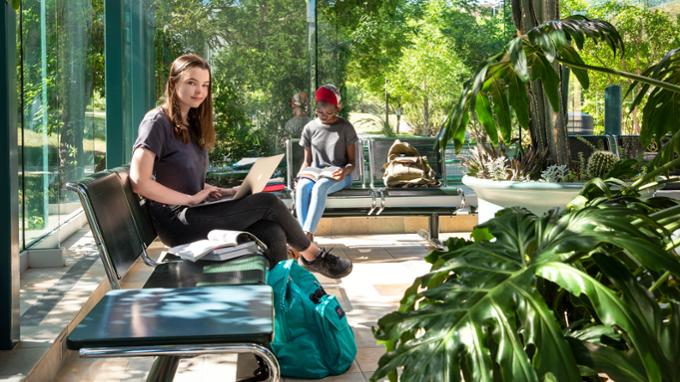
[267,259,356,379]
[383,139,440,188]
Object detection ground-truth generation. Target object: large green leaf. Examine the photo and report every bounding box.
[559,46,590,89]
[474,93,498,144]
[373,182,680,381]
[506,72,530,129]
[526,45,561,112]
[536,261,664,381]
[628,48,680,146]
[568,337,647,382]
[592,254,680,382]
[373,209,582,382]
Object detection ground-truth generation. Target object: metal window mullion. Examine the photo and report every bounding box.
[1,3,20,350]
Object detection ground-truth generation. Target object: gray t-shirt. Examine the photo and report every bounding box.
[299,117,359,168]
[133,108,208,196]
[284,115,312,139]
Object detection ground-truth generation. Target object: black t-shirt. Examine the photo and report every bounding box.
[133,108,208,197]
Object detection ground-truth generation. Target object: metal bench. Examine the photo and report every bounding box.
[365,137,466,238]
[285,138,375,212]
[286,137,467,239]
[65,167,279,381]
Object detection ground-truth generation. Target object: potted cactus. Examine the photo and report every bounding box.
[462,141,635,221]
[586,150,619,179]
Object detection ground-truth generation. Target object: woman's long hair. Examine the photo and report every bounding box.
[162,53,215,149]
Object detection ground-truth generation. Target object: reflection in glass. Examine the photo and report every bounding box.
[152,0,309,169]
[19,0,105,248]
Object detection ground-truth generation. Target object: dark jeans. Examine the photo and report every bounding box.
[149,193,311,268]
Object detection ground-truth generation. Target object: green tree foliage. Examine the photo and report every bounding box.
[346,0,511,136]
[441,0,515,69]
[385,0,468,135]
[339,0,417,95]
[561,1,680,134]
[154,0,310,160]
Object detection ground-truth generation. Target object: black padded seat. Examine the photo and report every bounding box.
[142,255,269,288]
[384,187,458,197]
[67,169,269,289]
[67,284,273,349]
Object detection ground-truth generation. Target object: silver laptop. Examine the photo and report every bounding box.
[196,153,284,207]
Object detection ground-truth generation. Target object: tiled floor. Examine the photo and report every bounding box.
[25,231,469,381]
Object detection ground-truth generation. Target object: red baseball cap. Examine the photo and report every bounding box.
[315,85,340,107]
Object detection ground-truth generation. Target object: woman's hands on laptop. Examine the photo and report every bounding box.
[215,186,239,198]
[186,185,219,206]
[184,184,230,205]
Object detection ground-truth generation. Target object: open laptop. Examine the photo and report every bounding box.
[194,153,285,207]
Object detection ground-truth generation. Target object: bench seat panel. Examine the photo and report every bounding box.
[143,255,269,288]
[67,285,273,350]
[382,194,463,209]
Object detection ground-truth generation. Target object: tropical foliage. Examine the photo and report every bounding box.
[372,172,680,381]
[561,0,680,134]
[437,14,680,177]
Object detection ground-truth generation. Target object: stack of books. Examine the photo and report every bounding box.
[263,177,286,192]
[167,229,266,262]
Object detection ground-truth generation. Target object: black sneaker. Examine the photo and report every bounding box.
[300,248,353,279]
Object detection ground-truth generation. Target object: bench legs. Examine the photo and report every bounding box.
[79,343,280,381]
[429,213,439,240]
[148,356,180,382]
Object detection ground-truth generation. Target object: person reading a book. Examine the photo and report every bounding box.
[295,84,358,242]
[128,54,352,279]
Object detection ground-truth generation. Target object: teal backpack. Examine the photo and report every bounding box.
[267,259,357,378]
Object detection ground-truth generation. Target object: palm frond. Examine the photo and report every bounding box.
[438,16,624,152]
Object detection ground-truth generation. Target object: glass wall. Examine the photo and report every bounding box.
[18,0,105,249]
[152,0,310,166]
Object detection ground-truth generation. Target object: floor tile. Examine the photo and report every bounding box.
[355,347,385,373]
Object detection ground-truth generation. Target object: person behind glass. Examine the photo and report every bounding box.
[295,84,357,242]
[284,91,311,141]
[129,54,352,279]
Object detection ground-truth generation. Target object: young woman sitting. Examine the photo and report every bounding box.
[129,54,352,279]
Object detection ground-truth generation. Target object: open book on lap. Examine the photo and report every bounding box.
[167,229,267,262]
[297,166,341,181]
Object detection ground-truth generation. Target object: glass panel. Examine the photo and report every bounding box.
[19,0,105,249]
[317,1,513,138]
[16,3,23,250]
[152,0,310,170]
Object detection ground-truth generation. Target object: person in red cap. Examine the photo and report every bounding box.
[293,84,357,277]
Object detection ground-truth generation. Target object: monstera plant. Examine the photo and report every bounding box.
[371,170,680,381]
[372,11,680,382]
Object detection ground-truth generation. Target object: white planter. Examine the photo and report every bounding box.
[462,175,583,224]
